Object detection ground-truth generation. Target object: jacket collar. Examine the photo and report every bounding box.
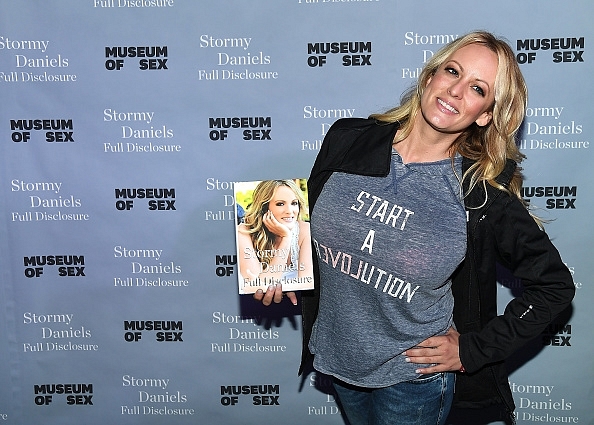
[337,120,398,177]
[332,119,517,192]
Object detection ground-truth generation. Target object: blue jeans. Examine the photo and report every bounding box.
[332,373,454,425]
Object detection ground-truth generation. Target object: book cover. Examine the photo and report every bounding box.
[234,179,314,295]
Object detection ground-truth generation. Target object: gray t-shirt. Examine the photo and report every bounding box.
[309,150,466,387]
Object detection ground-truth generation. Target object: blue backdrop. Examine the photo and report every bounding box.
[0,1,591,424]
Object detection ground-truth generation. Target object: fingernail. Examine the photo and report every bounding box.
[405,357,411,363]
[267,285,273,292]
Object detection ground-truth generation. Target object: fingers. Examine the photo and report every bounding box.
[262,211,277,229]
[262,211,290,237]
[253,290,265,302]
[285,291,297,306]
[253,284,290,306]
[404,350,444,373]
[404,328,461,373]
[411,364,448,374]
[405,343,451,362]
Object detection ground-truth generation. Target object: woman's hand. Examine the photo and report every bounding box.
[253,284,297,306]
[262,211,291,238]
[404,327,462,374]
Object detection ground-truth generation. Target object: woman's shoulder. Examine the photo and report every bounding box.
[298,220,310,229]
[321,118,389,154]
[327,117,377,133]
[237,222,252,237]
[297,220,311,239]
[325,118,399,148]
[297,220,310,232]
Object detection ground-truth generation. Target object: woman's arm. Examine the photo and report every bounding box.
[406,195,575,374]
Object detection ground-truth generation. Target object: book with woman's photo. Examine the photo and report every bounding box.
[233,179,315,295]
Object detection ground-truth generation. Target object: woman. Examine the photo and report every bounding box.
[237,180,313,292]
[256,31,574,424]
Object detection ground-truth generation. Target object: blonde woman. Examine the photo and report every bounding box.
[256,31,574,424]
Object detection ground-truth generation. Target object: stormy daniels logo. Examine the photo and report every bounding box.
[10,119,74,143]
[521,185,577,209]
[113,245,188,288]
[210,311,287,355]
[519,106,588,151]
[197,34,278,81]
[22,312,97,353]
[0,36,77,83]
[121,375,194,417]
[308,374,343,417]
[302,105,356,151]
[10,179,89,223]
[515,36,585,64]
[402,32,459,79]
[123,320,183,343]
[103,108,180,153]
[114,187,176,211]
[205,178,235,221]
[307,41,372,67]
[104,45,168,71]
[511,381,578,423]
[208,116,271,141]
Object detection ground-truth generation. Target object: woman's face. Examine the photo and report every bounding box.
[266,185,300,229]
[420,43,498,135]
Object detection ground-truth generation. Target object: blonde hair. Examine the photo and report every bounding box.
[371,31,527,203]
[242,180,307,264]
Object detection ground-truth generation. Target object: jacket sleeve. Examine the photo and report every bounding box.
[459,194,575,373]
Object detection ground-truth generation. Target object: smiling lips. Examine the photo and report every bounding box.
[438,98,459,114]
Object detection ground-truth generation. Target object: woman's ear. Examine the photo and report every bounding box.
[475,110,493,127]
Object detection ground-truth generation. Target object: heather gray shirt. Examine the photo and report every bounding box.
[309,150,466,387]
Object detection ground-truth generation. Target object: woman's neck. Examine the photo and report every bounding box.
[394,121,458,164]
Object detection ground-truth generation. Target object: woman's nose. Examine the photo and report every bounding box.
[447,81,463,99]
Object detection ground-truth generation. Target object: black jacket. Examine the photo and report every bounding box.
[300,118,575,414]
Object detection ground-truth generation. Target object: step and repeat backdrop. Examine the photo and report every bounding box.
[0,1,592,424]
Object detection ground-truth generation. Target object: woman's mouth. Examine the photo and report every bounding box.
[438,98,459,114]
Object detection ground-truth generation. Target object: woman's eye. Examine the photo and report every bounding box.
[445,67,458,76]
[291,201,299,206]
[473,86,485,96]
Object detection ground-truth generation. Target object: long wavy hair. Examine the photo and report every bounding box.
[241,180,307,265]
[371,31,528,207]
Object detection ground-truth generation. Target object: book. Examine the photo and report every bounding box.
[233,179,314,294]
